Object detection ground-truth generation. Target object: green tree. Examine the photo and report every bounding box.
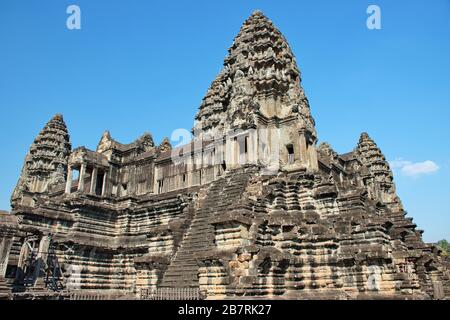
[437,239,450,256]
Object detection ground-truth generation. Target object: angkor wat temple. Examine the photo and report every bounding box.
[0,11,449,300]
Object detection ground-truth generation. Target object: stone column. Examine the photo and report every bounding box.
[101,169,108,196]
[299,131,308,166]
[187,156,193,187]
[0,238,6,277]
[250,130,258,164]
[292,130,301,164]
[15,240,30,281]
[236,137,242,167]
[65,165,73,194]
[230,137,238,168]
[199,149,205,185]
[32,235,51,281]
[220,138,227,173]
[0,213,18,278]
[267,127,281,171]
[194,152,202,186]
[0,234,14,277]
[199,151,204,185]
[78,163,86,192]
[90,167,98,194]
[308,144,319,170]
[212,146,220,179]
[224,137,231,169]
[153,166,159,193]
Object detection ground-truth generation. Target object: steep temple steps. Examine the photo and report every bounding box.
[161,166,257,288]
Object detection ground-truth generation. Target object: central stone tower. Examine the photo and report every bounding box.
[194,11,318,172]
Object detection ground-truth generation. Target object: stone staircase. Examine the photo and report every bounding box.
[161,166,256,288]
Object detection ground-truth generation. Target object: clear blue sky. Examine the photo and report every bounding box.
[0,1,449,242]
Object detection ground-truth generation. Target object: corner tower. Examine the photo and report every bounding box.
[11,114,71,207]
[194,11,318,171]
[355,132,398,204]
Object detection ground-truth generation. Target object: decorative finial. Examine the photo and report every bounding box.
[139,132,155,149]
[53,113,64,121]
[102,130,111,139]
[159,137,172,152]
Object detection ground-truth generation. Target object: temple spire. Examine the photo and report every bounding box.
[355,132,397,203]
[11,114,71,207]
[194,11,315,137]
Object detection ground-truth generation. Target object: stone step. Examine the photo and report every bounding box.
[161,169,254,287]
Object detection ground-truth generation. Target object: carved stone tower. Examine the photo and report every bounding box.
[11,114,71,207]
[355,132,397,204]
[194,11,318,172]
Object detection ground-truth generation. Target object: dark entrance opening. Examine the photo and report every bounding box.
[95,172,104,196]
[287,145,294,164]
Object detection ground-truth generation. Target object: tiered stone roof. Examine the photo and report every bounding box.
[355,132,397,202]
[194,10,315,136]
[11,114,71,203]
[356,132,394,181]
